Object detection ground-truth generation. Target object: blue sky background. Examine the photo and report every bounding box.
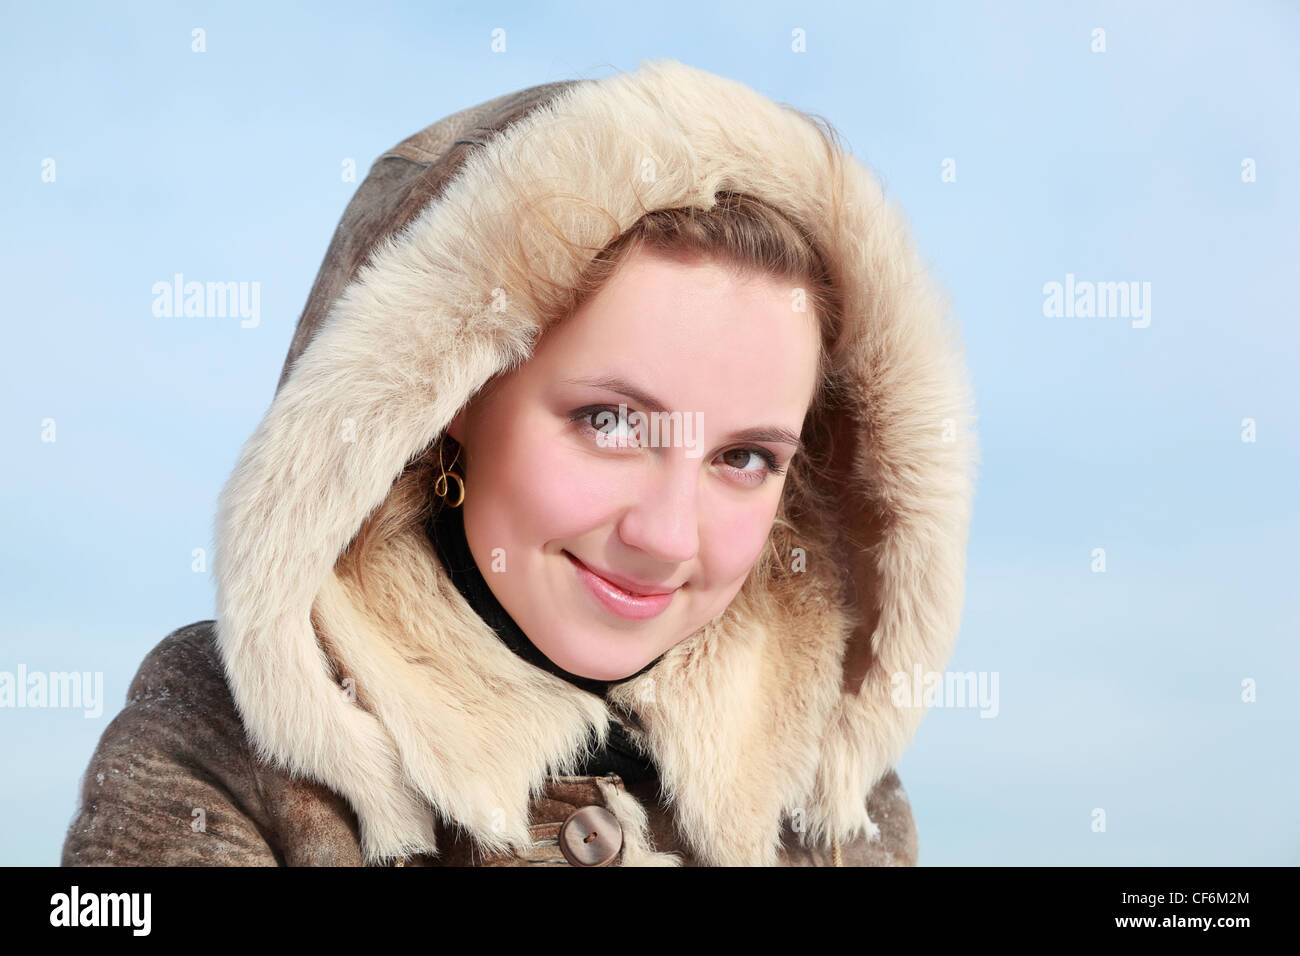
[2,0,1296,866]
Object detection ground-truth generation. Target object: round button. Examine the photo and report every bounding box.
[558,805,623,867]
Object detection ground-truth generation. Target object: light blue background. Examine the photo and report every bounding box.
[2,0,1296,866]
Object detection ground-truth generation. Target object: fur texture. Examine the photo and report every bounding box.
[213,59,978,866]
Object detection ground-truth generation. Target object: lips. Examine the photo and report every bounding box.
[565,553,678,596]
[564,551,681,621]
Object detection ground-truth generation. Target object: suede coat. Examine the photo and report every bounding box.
[62,59,978,867]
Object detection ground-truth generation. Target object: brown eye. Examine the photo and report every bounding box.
[721,449,757,470]
[590,410,620,435]
[570,405,643,448]
[720,448,780,479]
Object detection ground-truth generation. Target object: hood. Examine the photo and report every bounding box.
[213,59,979,866]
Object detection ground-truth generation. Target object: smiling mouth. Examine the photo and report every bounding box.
[562,551,680,596]
[563,550,681,622]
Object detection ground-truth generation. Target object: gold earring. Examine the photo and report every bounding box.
[434,440,465,508]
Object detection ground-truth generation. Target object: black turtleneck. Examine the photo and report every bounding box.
[426,501,660,785]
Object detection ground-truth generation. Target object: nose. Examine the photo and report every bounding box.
[617,455,700,566]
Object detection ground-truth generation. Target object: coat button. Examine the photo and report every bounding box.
[558,806,623,867]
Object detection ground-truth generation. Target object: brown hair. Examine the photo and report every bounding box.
[567,190,843,404]
[339,185,850,603]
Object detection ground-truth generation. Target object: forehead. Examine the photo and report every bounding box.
[530,249,821,423]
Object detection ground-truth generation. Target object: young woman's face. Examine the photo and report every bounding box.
[448,247,821,681]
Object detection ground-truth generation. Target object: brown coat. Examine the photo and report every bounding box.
[62,60,977,867]
[62,622,917,866]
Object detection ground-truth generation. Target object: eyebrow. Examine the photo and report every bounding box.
[561,375,806,454]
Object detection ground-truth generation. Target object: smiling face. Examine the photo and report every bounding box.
[447,246,822,681]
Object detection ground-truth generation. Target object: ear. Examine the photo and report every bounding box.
[447,409,466,445]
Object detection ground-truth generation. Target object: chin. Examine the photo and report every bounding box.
[558,654,643,683]
[542,632,647,682]
[572,664,636,682]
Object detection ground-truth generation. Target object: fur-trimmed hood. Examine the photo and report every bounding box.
[213,59,978,866]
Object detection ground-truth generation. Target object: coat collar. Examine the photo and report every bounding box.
[213,59,977,865]
[425,491,661,786]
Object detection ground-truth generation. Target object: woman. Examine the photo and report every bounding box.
[62,59,977,867]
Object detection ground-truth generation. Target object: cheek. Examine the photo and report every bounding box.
[701,495,781,589]
[477,421,613,544]
[519,462,608,541]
